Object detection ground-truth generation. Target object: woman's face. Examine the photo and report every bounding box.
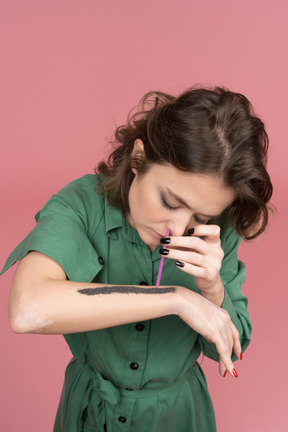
[127,149,236,252]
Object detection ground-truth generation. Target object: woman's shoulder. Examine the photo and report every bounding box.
[35,174,106,229]
[42,174,103,209]
[55,173,100,197]
[0,174,106,279]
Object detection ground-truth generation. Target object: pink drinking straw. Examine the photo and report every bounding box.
[156,229,170,286]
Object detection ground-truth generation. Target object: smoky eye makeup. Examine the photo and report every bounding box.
[160,191,213,224]
[160,192,179,211]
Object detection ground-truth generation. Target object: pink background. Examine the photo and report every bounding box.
[0,1,287,430]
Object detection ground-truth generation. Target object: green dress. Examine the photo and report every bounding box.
[1,174,252,432]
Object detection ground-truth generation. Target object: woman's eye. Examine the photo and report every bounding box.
[194,215,208,224]
[160,193,178,211]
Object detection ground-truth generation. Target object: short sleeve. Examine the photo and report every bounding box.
[198,226,252,362]
[0,176,104,283]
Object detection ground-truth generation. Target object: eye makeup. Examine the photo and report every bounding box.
[160,192,209,224]
[194,215,208,224]
[160,192,178,211]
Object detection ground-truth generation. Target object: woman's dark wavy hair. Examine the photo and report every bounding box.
[95,85,273,240]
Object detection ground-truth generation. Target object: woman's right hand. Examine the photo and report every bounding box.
[172,286,242,377]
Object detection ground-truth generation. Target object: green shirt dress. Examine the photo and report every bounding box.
[1,174,252,432]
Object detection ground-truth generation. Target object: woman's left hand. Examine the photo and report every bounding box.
[160,225,225,306]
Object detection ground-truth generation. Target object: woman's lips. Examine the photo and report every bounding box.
[151,229,164,240]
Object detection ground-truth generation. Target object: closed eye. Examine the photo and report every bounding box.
[161,192,212,224]
[160,193,179,211]
[194,215,208,224]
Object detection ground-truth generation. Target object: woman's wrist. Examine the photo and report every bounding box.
[199,277,225,307]
[170,286,198,317]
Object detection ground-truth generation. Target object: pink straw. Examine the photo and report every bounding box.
[156,229,170,286]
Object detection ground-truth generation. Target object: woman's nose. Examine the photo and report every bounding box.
[168,213,192,237]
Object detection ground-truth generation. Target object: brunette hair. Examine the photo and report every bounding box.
[95,86,273,239]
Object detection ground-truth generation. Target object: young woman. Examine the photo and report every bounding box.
[1,86,272,431]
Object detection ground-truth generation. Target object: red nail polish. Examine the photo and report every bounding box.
[223,371,227,378]
[240,352,243,360]
[232,368,238,377]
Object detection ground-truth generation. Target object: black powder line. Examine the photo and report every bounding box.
[77,286,176,296]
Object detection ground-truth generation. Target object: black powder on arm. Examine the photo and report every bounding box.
[77,286,176,296]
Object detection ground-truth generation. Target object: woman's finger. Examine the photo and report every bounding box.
[231,322,242,360]
[161,249,206,267]
[190,224,221,243]
[159,248,221,281]
[162,235,208,254]
[214,336,237,377]
[175,262,207,278]
[208,311,238,377]
[219,359,227,377]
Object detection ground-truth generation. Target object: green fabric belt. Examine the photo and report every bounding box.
[53,357,210,431]
[78,357,197,405]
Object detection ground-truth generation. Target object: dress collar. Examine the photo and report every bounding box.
[104,198,145,247]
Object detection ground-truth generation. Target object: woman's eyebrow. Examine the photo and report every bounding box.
[166,187,220,218]
[166,187,192,209]
[198,213,220,219]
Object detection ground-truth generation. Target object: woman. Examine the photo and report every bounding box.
[1,86,272,431]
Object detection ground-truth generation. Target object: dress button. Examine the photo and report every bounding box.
[139,281,148,285]
[130,362,139,370]
[135,323,145,331]
[118,416,126,423]
[98,256,105,265]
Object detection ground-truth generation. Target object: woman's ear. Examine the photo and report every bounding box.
[132,139,145,157]
[131,139,145,175]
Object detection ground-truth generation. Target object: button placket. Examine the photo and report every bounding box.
[118,244,153,393]
[113,397,135,431]
[120,320,150,390]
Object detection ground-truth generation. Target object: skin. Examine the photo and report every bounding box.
[127,140,239,376]
[128,140,236,304]
[9,139,242,378]
[13,311,53,333]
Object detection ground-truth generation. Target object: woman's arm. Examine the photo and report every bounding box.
[9,251,177,334]
[159,223,251,375]
[9,250,241,377]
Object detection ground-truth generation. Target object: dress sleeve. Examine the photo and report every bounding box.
[0,176,104,283]
[198,226,252,362]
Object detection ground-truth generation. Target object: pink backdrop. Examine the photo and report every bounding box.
[0,1,287,430]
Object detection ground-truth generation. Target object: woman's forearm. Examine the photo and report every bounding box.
[9,251,179,334]
[10,279,179,334]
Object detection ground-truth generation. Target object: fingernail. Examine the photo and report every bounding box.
[232,368,238,378]
[188,228,195,235]
[240,352,243,360]
[175,261,185,268]
[160,237,171,245]
[223,371,227,378]
[159,248,169,256]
